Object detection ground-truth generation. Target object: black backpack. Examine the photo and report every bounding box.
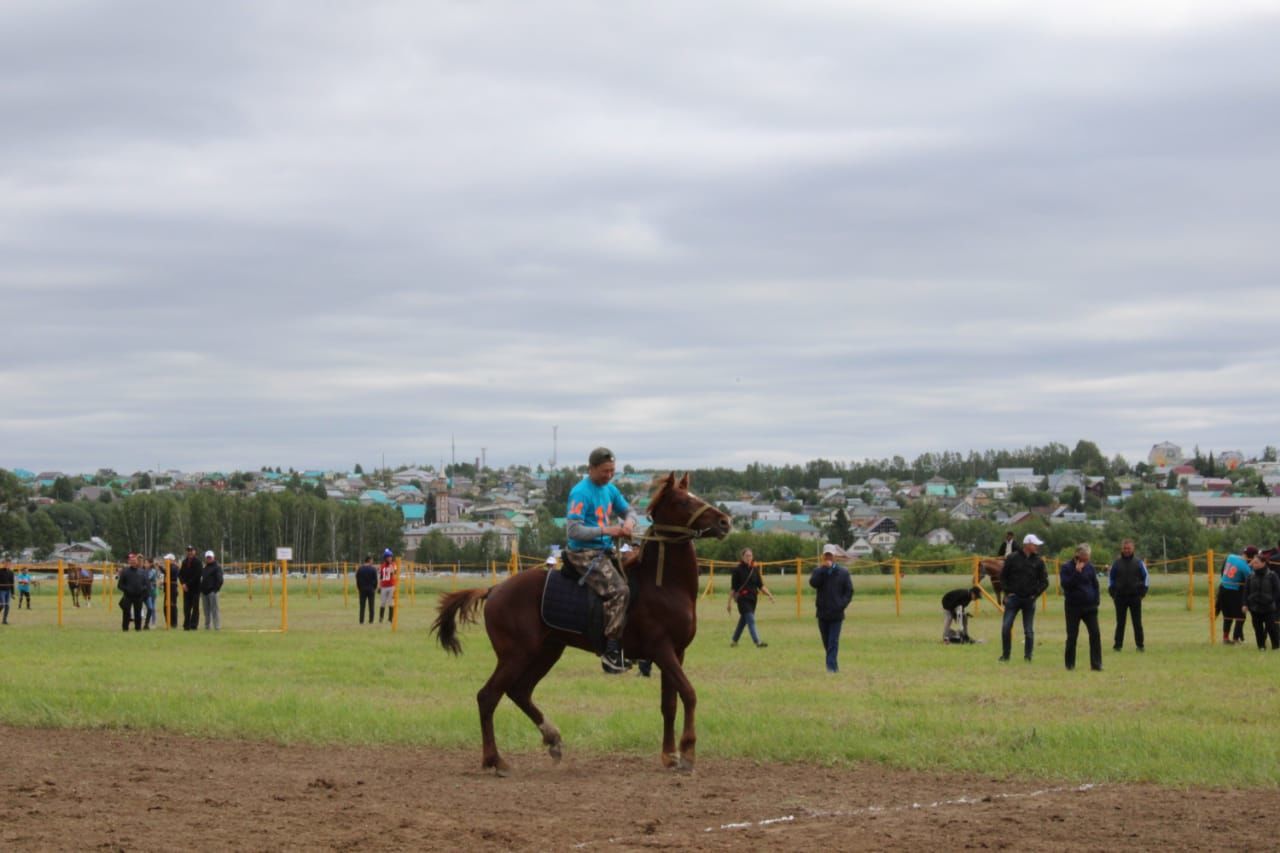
[1247,572,1280,613]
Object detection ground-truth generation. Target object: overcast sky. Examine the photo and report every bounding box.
[4,1,1280,475]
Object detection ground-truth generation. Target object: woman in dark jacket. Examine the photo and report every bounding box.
[726,548,775,647]
[1060,543,1102,671]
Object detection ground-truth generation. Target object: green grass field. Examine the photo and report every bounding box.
[0,571,1274,787]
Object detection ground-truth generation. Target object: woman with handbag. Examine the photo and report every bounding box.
[727,548,774,647]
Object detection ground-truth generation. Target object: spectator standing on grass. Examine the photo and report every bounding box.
[179,545,202,630]
[355,555,378,625]
[940,586,980,643]
[200,550,224,631]
[727,548,774,648]
[16,563,32,609]
[1060,543,1103,671]
[1242,553,1280,650]
[0,559,14,625]
[1109,538,1148,653]
[143,557,159,628]
[1217,548,1255,645]
[999,533,1049,663]
[996,530,1017,559]
[378,548,397,625]
[117,553,148,632]
[809,544,853,673]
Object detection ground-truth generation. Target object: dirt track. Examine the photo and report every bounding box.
[2,726,1276,851]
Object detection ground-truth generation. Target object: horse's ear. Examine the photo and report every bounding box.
[663,472,676,488]
[678,473,690,490]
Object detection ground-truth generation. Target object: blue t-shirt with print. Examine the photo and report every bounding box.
[1220,554,1253,591]
[566,478,630,552]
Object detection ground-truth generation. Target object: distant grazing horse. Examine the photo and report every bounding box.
[67,567,94,607]
[978,558,1005,606]
[432,472,731,775]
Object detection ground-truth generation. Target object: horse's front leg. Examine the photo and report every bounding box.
[654,650,695,771]
[659,669,678,767]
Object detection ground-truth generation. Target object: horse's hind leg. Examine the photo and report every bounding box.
[505,642,567,763]
[477,655,530,776]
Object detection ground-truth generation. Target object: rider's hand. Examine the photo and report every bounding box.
[621,517,636,536]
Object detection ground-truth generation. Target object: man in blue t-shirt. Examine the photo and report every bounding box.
[565,447,636,673]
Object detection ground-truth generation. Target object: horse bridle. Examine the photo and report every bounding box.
[638,494,719,587]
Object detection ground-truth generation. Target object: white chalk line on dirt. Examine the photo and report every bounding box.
[572,782,1097,848]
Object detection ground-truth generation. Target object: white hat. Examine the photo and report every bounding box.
[822,543,842,557]
[1022,534,1044,546]
[620,544,632,553]
[204,550,215,559]
[545,555,557,565]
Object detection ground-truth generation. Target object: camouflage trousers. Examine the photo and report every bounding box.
[571,549,630,640]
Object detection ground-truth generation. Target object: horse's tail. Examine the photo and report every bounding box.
[431,588,489,656]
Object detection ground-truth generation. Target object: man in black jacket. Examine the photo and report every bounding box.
[117,553,148,632]
[999,534,1049,662]
[809,545,854,673]
[355,556,378,625]
[941,586,981,643]
[200,550,224,631]
[1108,538,1149,652]
[178,545,202,630]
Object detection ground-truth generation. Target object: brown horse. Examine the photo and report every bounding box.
[67,567,93,607]
[978,558,1005,605]
[431,472,731,775]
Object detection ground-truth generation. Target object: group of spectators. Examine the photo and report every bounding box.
[0,559,33,624]
[1216,543,1280,650]
[979,533,1148,670]
[354,549,399,625]
[114,546,223,632]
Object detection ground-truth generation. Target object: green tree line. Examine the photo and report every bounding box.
[0,472,403,563]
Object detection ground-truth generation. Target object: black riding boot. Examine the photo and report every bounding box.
[601,638,628,674]
[379,607,385,623]
[388,606,394,625]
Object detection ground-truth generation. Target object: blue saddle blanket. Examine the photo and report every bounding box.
[541,569,605,651]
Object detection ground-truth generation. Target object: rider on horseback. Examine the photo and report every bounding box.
[565,447,636,674]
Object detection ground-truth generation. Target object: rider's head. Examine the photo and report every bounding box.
[587,447,616,486]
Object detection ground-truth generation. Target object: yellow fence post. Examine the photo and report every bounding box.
[1206,550,1216,644]
[392,560,400,632]
[57,559,64,627]
[281,560,289,633]
[1187,554,1195,611]
[164,558,172,629]
[971,556,981,615]
[897,558,906,614]
[794,557,803,618]
[247,562,254,601]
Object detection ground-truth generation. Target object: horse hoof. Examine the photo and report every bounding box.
[662,752,678,769]
[548,742,562,764]
[675,756,694,773]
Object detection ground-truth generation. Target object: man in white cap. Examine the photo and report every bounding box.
[998,533,1049,662]
[200,550,224,631]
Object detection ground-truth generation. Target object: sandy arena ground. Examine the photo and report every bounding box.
[2,726,1276,851]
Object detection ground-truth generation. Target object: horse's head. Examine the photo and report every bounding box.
[647,472,731,540]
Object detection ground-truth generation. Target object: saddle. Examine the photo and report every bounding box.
[540,550,636,654]
[541,568,608,653]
